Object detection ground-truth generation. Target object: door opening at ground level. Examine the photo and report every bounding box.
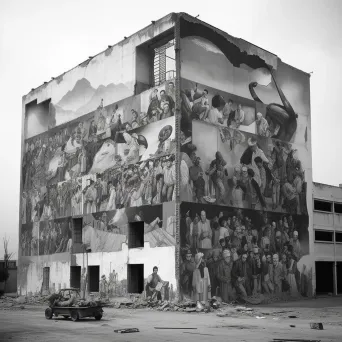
[127,264,144,294]
[337,262,342,294]
[70,266,81,289]
[42,267,50,293]
[88,265,100,292]
[315,261,334,295]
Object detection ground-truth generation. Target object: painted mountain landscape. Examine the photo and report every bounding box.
[51,78,131,126]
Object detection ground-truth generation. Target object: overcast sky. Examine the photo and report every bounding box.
[0,0,341,258]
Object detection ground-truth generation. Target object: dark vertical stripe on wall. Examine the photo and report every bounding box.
[174,14,181,301]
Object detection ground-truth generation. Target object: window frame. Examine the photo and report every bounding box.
[314,229,335,243]
[313,199,333,213]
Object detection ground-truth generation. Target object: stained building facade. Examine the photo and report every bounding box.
[19,13,314,301]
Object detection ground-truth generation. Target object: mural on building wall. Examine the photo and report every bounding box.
[181,120,308,215]
[180,36,310,146]
[38,219,72,255]
[179,202,311,302]
[22,99,176,193]
[20,223,39,257]
[81,203,176,253]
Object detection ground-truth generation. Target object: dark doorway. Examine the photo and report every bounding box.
[315,261,334,294]
[128,221,144,249]
[42,267,50,292]
[88,266,100,292]
[127,264,144,294]
[337,262,342,294]
[70,266,81,289]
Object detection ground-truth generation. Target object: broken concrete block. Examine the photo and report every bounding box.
[310,322,324,330]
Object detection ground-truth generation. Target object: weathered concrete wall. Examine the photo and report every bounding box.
[19,13,178,296]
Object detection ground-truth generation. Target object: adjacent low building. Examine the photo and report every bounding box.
[313,182,342,295]
[19,13,315,302]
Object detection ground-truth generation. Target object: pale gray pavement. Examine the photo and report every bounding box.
[1,297,342,342]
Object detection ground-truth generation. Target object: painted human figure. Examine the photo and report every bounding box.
[192,253,211,302]
[290,230,302,261]
[189,213,200,251]
[232,251,251,298]
[217,249,234,302]
[84,180,97,214]
[181,250,196,296]
[198,210,212,251]
[231,176,245,208]
[162,155,176,202]
[145,266,164,300]
[189,156,206,203]
[206,151,228,204]
[271,254,284,294]
[256,112,270,136]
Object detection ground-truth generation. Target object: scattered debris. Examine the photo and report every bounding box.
[288,315,298,318]
[256,316,265,319]
[289,325,296,328]
[310,322,324,330]
[183,332,215,336]
[154,327,197,330]
[114,328,139,334]
[272,339,321,342]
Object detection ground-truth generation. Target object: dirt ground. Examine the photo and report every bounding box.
[1,297,342,342]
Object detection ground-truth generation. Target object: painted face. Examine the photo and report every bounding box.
[273,255,279,265]
[153,268,158,274]
[200,211,206,222]
[242,254,247,262]
[186,254,191,261]
[267,255,272,263]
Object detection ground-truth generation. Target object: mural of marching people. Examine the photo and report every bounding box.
[180,120,308,215]
[22,99,176,192]
[81,203,176,253]
[38,219,72,255]
[179,203,311,302]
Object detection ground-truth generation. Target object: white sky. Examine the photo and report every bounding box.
[0,0,341,257]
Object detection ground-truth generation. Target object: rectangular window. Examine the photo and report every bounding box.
[335,232,342,243]
[43,267,50,292]
[315,230,334,242]
[314,200,332,212]
[72,218,83,244]
[334,203,342,214]
[128,221,144,249]
[88,265,100,292]
[135,30,175,95]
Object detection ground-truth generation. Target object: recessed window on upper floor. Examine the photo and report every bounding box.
[135,30,175,95]
[314,230,334,242]
[335,232,342,243]
[314,200,332,212]
[24,98,51,139]
[334,203,342,214]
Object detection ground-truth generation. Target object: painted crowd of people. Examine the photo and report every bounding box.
[180,207,309,302]
[181,129,307,215]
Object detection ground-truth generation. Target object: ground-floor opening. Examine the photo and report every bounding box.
[88,265,100,292]
[315,261,334,295]
[337,262,342,294]
[127,264,144,294]
[70,266,81,289]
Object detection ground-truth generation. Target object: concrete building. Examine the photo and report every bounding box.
[19,13,314,302]
[313,182,342,295]
[0,260,17,294]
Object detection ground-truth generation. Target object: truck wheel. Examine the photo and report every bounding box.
[94,314,102,320]
[45,308,53,320]
[71,311,79,322]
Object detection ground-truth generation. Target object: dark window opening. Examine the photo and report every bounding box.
[314,200,332,212]
[128,221,144,249]
[135,30,175,95]
[337,262,342,294]
[70,266,81,289]
[72,218,83,244]
[334,203,342,214]
[43,267,50,292]
[315,261,334,295]
[315,230,334,242]
[127,264,144,294]
[335,232,342,243]
[88,265,100,292]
